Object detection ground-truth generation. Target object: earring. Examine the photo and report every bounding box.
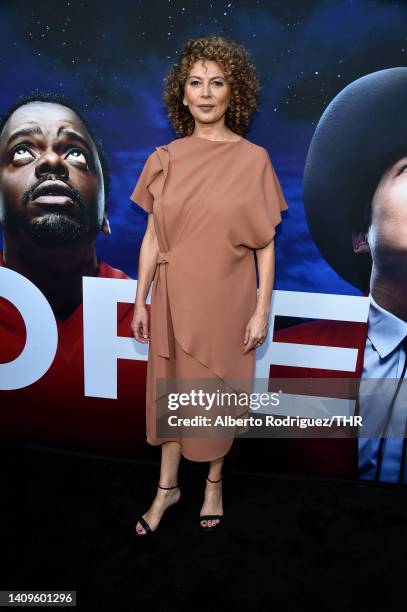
[352,232,369,253]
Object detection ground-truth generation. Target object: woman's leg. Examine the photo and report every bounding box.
[200,455,224,528]
[135,441,182,535]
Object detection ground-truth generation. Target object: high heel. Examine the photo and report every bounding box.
[134,483,181,536]
[200,476,223,531]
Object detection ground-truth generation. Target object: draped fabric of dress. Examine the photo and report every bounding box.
[130,135,288,462]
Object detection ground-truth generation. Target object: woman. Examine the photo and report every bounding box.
[130,35,288,535]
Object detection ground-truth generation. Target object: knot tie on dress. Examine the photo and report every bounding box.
[155,250,173,359]
[157,251,170,265]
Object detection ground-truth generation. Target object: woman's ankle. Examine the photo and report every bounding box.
[207,476,222,484]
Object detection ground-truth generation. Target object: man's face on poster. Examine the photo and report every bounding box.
[353,156,407,270]
[370,157,407,263]
[0,101,105,248]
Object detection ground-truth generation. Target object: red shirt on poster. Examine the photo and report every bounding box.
[0,251,150,457]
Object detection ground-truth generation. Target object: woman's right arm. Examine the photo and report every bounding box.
[131,213,159,343]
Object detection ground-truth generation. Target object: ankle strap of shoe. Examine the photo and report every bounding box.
[207,476,222,483]
[158,483,178,489]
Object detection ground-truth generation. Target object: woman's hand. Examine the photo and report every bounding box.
[131,304,150,343]
[243,309,269,354]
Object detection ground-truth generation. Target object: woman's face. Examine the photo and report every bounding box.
[183,60,231,127]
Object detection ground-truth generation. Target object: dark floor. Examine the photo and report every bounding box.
[1,440,407,611]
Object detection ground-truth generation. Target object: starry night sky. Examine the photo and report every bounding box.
[0,0,406,294]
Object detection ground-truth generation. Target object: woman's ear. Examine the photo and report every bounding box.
[352,231,370,254]
[102,216,111,235]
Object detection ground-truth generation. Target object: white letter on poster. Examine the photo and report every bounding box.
[0,267,58,390]
[83,277,148,399]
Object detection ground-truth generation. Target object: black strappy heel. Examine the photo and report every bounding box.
[134,483,180,536]
[200,476,223,531]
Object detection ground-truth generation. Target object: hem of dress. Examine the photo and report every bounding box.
[146,435,233,462]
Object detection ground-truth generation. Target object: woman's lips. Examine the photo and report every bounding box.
[198,105,214,111]
[32,195,74,205]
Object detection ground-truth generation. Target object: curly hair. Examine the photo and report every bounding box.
[163,35,260,137]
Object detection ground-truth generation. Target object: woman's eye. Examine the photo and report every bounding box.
[190,80,224,86]
[399,164,407,174]
[12,145,34,162]
[66,149,88,165]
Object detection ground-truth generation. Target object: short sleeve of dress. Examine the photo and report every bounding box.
[239,147,289,249]
[129,150,161,213]
[259,147,288,241]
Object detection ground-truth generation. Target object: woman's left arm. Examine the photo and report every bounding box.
[242,238,275,354]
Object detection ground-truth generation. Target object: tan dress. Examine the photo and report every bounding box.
[130,135,288,462]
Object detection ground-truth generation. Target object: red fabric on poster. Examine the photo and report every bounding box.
[0,251,149,456]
